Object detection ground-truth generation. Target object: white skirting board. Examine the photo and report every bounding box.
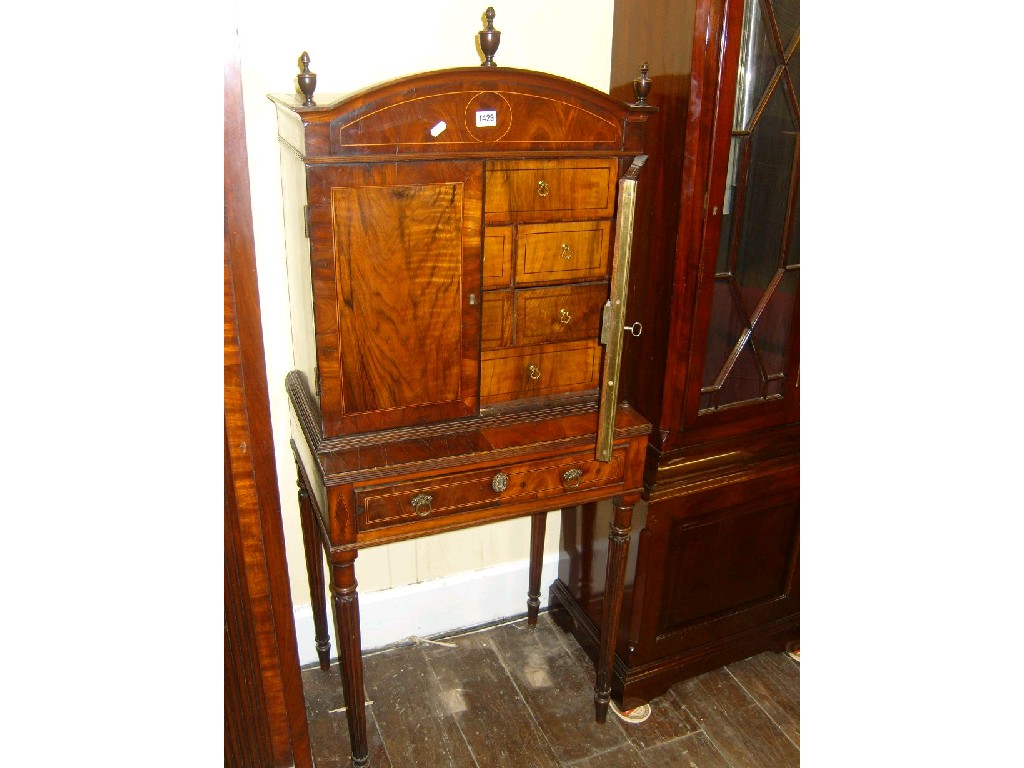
[292,552,563,666]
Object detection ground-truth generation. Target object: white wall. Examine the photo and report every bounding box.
[235,0,615,645]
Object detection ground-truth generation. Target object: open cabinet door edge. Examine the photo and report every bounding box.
[596,154,647,461]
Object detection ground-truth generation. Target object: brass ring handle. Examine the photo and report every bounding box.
[537,179,550,197]
[410,493,433,517]
[528,364,542,380]
[562,468,583,489]
[559,308,571,324]
[560,242,573,260]
[492,472,509,493]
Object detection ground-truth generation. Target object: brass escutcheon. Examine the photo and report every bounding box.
[562,468,583,489]
[537,179,550,197]
[410,493,433,517]
[528,364,541,380]
[560,242,572,260]
[492,472,509,493]
[559,308,571,324]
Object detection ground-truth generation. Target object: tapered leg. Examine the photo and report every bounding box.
[527,511,547,625]
[594,495,636,723]
[331,553,369,768]
[297,481,331,670]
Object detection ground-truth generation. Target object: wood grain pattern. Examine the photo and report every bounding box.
[672,666,800,767]
[515,221,612,285]
[487,619,627,763]
[306,160,483,437]
[516,283,608,346]
[225,39,311,768]
[481,290,514,350]
[724,652,800,747]
[485,159,618,224]
[482,225,514,288]
[356,448,626,531]
[480,341,602,404]
[333,182,463,414]
[420,632,561,768]
[362,646,477,768]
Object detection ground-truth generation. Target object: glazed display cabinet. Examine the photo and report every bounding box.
[550,0,800,706]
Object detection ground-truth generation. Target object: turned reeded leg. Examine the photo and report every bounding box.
[594,494,637,723]
[331,553,369,768]
[527,511,547,625]
[297,481,331,670]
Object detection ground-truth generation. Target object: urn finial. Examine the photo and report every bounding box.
[633,62,652,106]
[297,51,317,106]
[479,7,500,67]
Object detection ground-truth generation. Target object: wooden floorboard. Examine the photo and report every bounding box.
[725,650,801,747]
[671,666,801,768]
[301,612,800,767]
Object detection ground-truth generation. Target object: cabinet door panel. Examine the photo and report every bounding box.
[308,162,483,435]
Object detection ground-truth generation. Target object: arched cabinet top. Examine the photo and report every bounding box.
[270,66,654,161]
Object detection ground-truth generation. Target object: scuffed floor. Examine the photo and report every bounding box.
[302,611,799,767]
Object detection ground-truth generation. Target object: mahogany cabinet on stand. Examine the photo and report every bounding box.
[550,0,801,706]
[270,14,656,765]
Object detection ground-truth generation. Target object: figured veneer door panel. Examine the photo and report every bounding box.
[308,162,483,435]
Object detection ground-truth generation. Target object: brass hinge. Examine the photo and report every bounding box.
[303,205,311,238]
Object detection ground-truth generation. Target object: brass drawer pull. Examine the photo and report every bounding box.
[410,493,433,517]
[528,364,542,380]
[492,472,509,493]
[537,179,550,197]
[560,242,573,260]
[559,308,571,324]
[562,468,583,489]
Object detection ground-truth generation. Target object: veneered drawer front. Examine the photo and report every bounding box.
[357,448,626,530]
[481,290,513,350]
[483,225,513,288]
[516,221,611,285]
[485,159,617,222]
[480,341,601,404]
[516,284,608,346]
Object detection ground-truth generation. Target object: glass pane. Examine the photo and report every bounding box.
[702,279,747,389]
[787,45,800,104]
[716,341,763,405]
[698,0,799,415]
[733,82,797,296]
[751,268,798,376]
[732,0,781,132]
[771,0,800,53]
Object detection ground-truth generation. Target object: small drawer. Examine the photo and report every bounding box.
[480,341,601,404]
[483,225,513,288]
[356,448,626,531]
[515,284,608,346]
[481,289,513,350]
[485,159,617,222]
[515,221,611,285]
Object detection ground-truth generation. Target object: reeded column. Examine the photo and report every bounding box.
[527,511,547,625]
[296,479,331,670]
[594,494,637,723]
[330,553,368,767]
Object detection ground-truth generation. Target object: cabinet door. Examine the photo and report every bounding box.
[307,161,483,435]
[682,0,800,439]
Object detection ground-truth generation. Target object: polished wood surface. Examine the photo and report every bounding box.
[275,63,654,766]
[225,36,312,768]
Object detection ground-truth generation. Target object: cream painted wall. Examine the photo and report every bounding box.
[235,0,615,612]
